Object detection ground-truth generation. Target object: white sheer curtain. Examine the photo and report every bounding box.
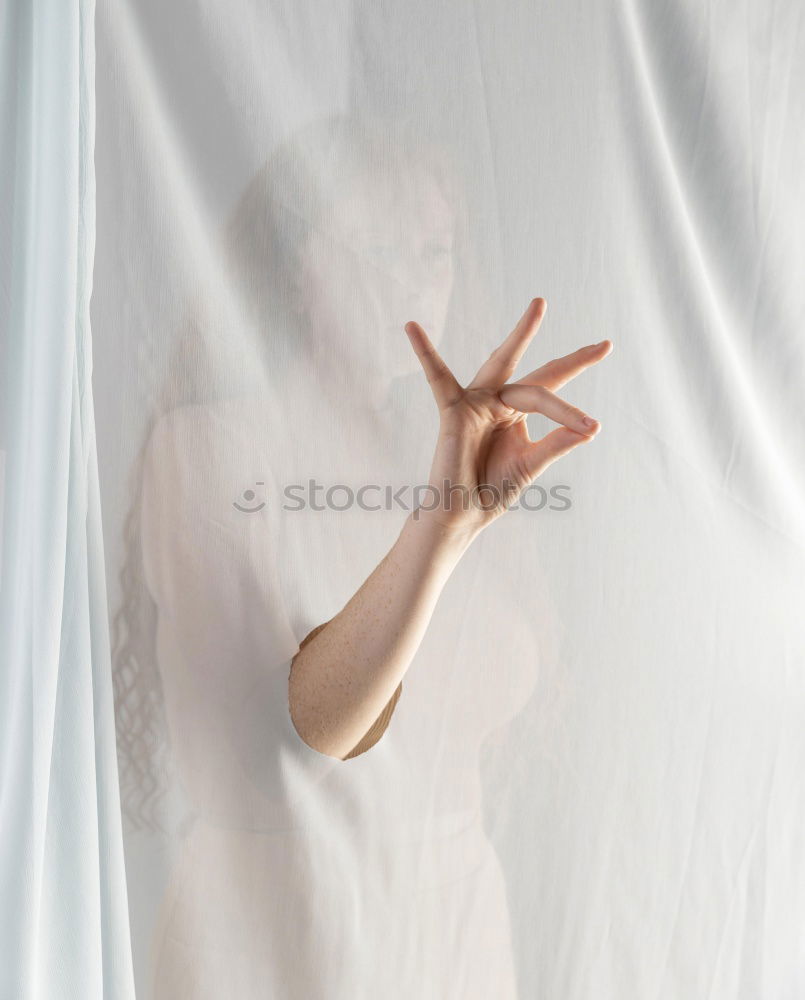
[4,1,805,998]
[0,1,135,996]
[91,3,805,996]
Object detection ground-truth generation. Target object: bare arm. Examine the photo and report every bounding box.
[289,511,477,759]
[289,297,613,759]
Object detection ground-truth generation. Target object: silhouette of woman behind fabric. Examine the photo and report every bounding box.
[113,113,610,998]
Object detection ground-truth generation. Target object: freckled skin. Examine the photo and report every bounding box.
[289,298,612,759]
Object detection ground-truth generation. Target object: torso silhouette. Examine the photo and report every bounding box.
[139,361,557,998]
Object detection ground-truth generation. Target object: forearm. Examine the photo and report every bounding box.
[288,509,479,759]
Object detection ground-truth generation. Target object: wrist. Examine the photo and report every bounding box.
[403,507,484,554]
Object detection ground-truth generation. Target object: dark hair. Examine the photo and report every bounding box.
[111,112,490,832]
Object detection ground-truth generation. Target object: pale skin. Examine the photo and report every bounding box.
[288,297,613,758]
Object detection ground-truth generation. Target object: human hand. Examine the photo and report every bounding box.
[404,297,612,536]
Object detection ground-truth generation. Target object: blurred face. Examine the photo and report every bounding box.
[295,168,455,382]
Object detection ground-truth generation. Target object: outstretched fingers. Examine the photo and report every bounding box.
[513,339,612,393]
[404,321,463,408]
[468,297,547,390]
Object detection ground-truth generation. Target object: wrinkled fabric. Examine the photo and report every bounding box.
[0,1,135,997]
[91,1,805,997]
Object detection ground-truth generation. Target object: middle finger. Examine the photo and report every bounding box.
[513,339,612,393]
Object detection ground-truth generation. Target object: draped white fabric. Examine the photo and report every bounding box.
[89,0,805,997]
[0,1,135,997]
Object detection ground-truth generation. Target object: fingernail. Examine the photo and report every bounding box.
[582,416,599,429]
